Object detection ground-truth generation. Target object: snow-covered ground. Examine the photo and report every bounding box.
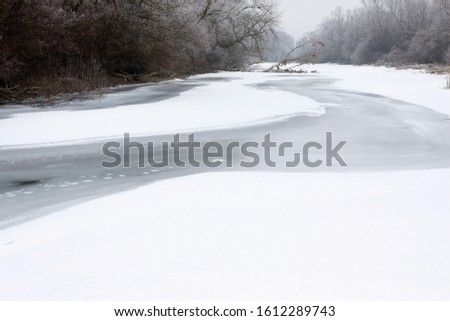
[254,63,450,117]
[307,64,450,117]
[0,170,449,300]
[1,64,449,300]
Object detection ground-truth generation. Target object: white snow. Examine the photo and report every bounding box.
[0,170,449,300]
[0,72,323,148]
[310,64,450,117]
[254,63,450,117]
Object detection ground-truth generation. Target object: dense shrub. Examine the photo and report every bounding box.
[0,0,278,99]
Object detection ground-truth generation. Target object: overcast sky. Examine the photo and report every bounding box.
[278,0,362,39]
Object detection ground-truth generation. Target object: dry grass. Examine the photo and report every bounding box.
[446,74,450,90]
[0,59,109,105]
[0,76,109,106]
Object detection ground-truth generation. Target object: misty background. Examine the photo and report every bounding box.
[267,0,450,66]
[279,0,361,39]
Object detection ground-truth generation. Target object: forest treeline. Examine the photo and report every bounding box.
[0,0,279,100]
[302,0,450,65]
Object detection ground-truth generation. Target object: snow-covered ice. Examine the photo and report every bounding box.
[0,73,322,148]
[308,64,450,117]
[253,63,450,117]
[1,64,449,148]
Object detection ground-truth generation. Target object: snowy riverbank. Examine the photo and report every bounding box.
[0,170,449,300]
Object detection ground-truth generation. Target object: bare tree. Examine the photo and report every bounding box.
[197,0,279,68]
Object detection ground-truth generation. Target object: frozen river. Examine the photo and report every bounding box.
[1,69,450,229]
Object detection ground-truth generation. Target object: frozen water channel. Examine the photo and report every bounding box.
[1,69,450,229]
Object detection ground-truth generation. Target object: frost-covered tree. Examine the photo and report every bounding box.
[197,0,279,68]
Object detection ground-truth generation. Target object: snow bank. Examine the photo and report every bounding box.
[253,63,450,117]
[292,63,450,117]
[1,170,449,300]
[308,64,450,117]
[0,72,322,148]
